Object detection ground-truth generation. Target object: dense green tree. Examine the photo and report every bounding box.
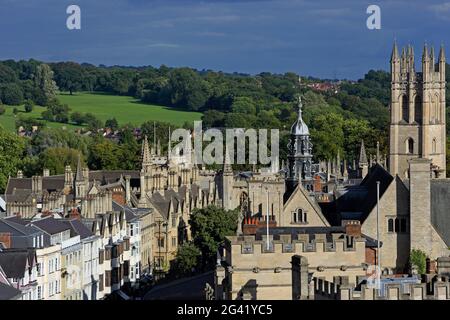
[39,147,82,175]
[0,64,18,84]
[0,126,26,192]
[84,113,102,131]
[189,205,239,269]
[231,96,256,115]
[51,62,85,95]
[166,68,210,111]
[24,99,34,113]
[34,64,58,106]
[309,112,345,160]
[171,242,201,277]
[42,102,70,123]
[118,127,140,170]
[29,128,89,156]
[105,118,119,130]
[202,110,225,128]
[224,113,257,128]
[0,105,5,115]
[71,111,85,125]
[0,83,24,105]
[88,138,120,170]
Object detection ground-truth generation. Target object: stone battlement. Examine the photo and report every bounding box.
[314,276,450,300]
[227,233,365,255]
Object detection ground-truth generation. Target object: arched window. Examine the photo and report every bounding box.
[401,95,409,122]
[297,209,303,223]
[429,95,435,123]
[432,138,437,154]
[388,219,394,232]
[293,208,306,224]
[414,95,422,124]
[406,138,414,154]
[435,94,440,122]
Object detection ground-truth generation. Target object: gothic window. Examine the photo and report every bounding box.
[432,138,437,154]
[388,217,407,233]
[401,95,408,122]
[414,95,422,124]
[406,138,414,154]
[292,208,307,224]
[435,94,440,122]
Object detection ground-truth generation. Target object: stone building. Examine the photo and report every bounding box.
[389,42,446,179]
[215,222,377,300]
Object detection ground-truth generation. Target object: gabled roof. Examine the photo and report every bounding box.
[61,219,94,240]
[30,216,71,235]
[283,184,330,226]
[112,201,139,222]
[336,164,394,223]
[0,282,21,300]
[0,249,35,278]
[0,218,41,236]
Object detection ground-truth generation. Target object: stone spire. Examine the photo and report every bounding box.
[439,44,446,82]
[359,140,368,166]
[376,141,380,164]
[223,144,233,174]
[337,151,341,177]
[439,43,446,62]
[343,159,348,180]
[430,46,435,69]
[75,154,84,181]
[391,40,399,62]
[400,47,407,74]
[291,95,309,136]
[408,44,415,72]
[141,135,151,167]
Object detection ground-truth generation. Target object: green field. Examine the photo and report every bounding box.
[0,92,202,132]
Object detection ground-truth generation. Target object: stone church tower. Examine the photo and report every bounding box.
[286,96,313,194]
[389,42,446,179]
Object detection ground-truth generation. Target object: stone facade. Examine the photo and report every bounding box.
[389,43,446,179]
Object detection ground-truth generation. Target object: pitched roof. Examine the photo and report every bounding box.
[431,179,450,246]
[336,164,393,222]
[0,249,34,278]
[112,201,138,222]
[31,216,71,235]
[0,282,21,300]
[61,219,94,240]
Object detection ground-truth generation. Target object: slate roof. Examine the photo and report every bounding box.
[431,179,450,247]
[335,164,393,223]
[61,219,94,240]
[31,216,71,235]
[112,201,138,222]
[0,249,35,278]
[0,282,21,300]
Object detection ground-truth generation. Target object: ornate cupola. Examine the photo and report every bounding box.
[286,96,313,195]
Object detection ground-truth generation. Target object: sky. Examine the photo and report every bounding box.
[1,0,450,79]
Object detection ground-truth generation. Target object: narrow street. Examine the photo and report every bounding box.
[144,271,214,300]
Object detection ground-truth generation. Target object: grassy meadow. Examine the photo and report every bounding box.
[0,92,202,132]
